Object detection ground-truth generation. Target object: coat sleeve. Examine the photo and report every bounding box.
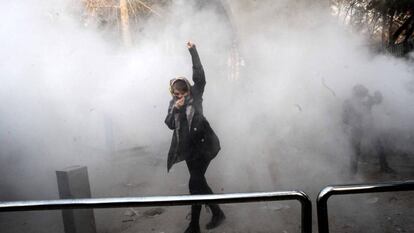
[189,46,206,96]
[165,100,176,130]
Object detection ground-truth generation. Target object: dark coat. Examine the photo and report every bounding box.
[165,46,220,171]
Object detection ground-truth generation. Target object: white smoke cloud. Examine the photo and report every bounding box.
[0,0,413,231]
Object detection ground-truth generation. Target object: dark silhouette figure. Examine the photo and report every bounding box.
[342,84,394,174]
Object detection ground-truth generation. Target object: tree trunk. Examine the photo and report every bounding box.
[120,0,132,47]
[403,16,414,43]
[387,10,395,44]
[390,14,414,44]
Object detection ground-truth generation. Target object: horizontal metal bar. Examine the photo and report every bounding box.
[317,180,414,233]
[0,191,304,211]
[0,191,312,233]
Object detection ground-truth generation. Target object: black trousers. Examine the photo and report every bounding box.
[351,135,390,173]
[185,157,221,225]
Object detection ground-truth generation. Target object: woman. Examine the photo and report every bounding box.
[165,41,225,233]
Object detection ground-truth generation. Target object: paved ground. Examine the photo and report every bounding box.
[0,146,412,233]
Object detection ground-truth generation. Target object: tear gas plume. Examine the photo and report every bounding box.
[0,0,413,231]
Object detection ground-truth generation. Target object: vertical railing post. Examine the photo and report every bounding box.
[56,166,97,233]
[317,181,414,233]
[316,188,332,233]
[298,191,313,233]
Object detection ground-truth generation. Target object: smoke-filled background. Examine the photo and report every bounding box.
[1,0,413,232]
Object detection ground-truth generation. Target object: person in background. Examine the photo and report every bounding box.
[342,84,394,174]
[165,41,225,233]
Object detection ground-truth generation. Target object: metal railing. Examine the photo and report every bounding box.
[0,191,312,233]
[317,180,414,233]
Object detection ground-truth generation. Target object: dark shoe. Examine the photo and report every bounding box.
[206,210,225,230]
[184,223,200,233]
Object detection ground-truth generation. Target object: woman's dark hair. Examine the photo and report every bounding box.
[172,79,189,93]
